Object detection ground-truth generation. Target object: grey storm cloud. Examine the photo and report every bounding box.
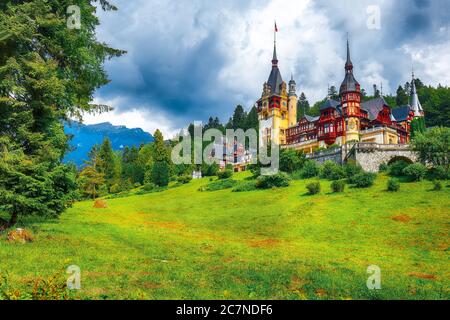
[92,0,450,134]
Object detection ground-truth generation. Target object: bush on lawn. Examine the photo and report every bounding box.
[433,181,443,191]
[301,160,320,178]
[199,179,236,192]
[388,160,410,177]
[306,181,321,195]
[177,175,192,184]
[350,172,376,188]
[427,166,448,181]
[232,181,257,192]
[331,180,345,193]
[379,163,389,172]
[217,170,233,180]
[255,173,290,189]
[387,179,400,192]
[403,163,427,182]
[320,161,346,180]
[344,161,363,178]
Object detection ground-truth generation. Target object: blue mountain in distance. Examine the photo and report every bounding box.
[64,122,154,166]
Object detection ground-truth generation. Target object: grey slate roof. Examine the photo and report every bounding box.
[391,106,412,122]
[320,99,340,111]
[361,97,389,121]
[339,39,360,94]
[304,115,320,122]
[267,66,283,95]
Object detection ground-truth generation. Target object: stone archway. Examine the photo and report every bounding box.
[387,156,414,165]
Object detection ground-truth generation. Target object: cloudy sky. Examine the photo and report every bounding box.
[83,0,450,137]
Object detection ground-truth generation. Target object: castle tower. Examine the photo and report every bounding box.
[257,24,289,146]
[339,38,361,143]
[288,74,298,127]
[410,71,424,117]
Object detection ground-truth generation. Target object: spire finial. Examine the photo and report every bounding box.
[272,21,278,67]
[345,33,353,71]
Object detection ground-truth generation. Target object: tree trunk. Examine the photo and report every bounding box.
[0,217,8,231]
[8,212,18,227]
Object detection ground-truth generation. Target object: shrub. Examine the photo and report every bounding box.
[403,163,427,182]
[301,160,320,178]
[199,179,236,192]
[133,182,141,188]
[306,181,321,195]
[427,166,448,181]
[280,149,305,173]
[232,181,257,192]
[350,172,376,188]
[331,180,345,193]
[388,160,410,177]
[387,179,400,192]
[217,170,233,180]
[176,175,192,184]
[255,173,290,189]
[142,183,157,192]
[379,163,389,172]
[202,163,220,177]
[433,181,442,191]
[345,161,363,178]
[109,183,121,194]
[320,161,345,180]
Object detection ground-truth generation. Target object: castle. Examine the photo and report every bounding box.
[257,36,424,154]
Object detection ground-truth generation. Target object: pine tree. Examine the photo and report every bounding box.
[150,130,171,187]
[98,138,115,185]
[0,0,123,227]
[297,92,310,120]
[396,86,409,106]
[231,105,247,129]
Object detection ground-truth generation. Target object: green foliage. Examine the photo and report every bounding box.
[280,149,305,173]
[217,170,233,180]
[255,173,290,189]
[410,117,426,139]
[427,166,448,181]
[151,161,170,187]
[232,181,257,192]
[379,163,389,172]
[142,183,157,192]
[331,180,346,193]
[177,175,192,184]
[202,163,220,177]
[388,160,410,177]
[344,161,363,178]
[433,181,443,191]
[387,179,400,192]
[306,181,321,195]
[0,0,123,226]
[412,127,450,170]
[199,179,236,192]
[403,163,427,182]
[320,161,346,180]
[350,172,377,188]
[109,183,122,194]
[300,160,320,178]
[396,86,408,106]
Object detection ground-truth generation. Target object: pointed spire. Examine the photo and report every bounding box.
[345,35,353,71]
[410,70,423,116]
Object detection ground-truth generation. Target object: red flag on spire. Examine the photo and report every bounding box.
[275,22,278,32]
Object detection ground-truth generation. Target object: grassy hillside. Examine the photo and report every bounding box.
[1,173,449,300]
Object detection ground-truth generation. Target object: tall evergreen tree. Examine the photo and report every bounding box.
[231,105,246,129]
[297,92,310,120]
[396,86,409,106]
[0,0,123,227]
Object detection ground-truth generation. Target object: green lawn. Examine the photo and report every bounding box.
[1,173,449,300]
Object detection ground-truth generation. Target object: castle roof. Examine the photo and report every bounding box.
[391,106,412,122]
[320,99,340,111]
[361,97,389,121]
[339,39,360,95]
[267,42,283,94]
[410,72,423,116]
[304,115,320,122]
